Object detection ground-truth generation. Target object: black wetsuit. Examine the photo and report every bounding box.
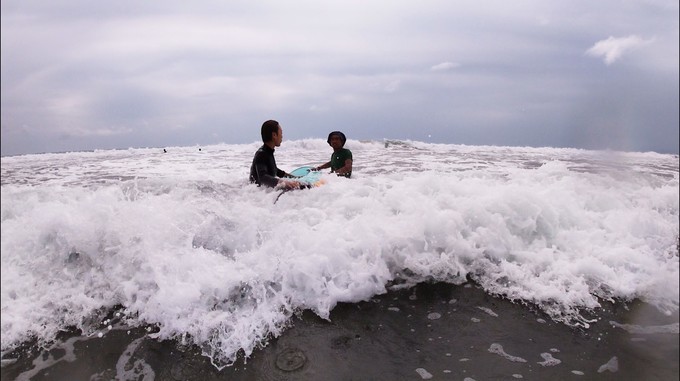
[249,144,286,188]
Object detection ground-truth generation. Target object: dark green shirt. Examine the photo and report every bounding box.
[330,148,352,177]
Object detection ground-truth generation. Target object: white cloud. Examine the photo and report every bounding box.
[384,80,401,93]
[430,62,460,71]
[586,35,654,65]
[309,104,329,112]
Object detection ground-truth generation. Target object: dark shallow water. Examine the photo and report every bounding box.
[2,282,678,381]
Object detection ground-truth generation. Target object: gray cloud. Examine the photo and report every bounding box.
[2,0,678,156]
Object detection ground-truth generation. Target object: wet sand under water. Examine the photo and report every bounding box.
[2,282,678,380]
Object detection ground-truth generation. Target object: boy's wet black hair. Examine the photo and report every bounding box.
[261,120,280,143]
[327,131,347,146]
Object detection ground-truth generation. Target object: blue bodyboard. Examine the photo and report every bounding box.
[274,166,325,204]
[289,166,322,185]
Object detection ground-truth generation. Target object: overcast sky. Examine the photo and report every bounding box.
[2,0,678,156]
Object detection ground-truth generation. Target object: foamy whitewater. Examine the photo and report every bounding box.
[1,139,678,369]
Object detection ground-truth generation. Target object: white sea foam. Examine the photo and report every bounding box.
[609,321,680,334]
[598,356,619,373]
[476,306,499,317]
[537,352,561,366]
[1,139,678,368]
[488,343,527,363]
[13,335,81,381]
[415,367,433,379]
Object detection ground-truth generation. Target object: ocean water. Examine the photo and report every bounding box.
[1,139,678,371]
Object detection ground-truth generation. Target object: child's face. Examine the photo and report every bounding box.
[329,135,343,149]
